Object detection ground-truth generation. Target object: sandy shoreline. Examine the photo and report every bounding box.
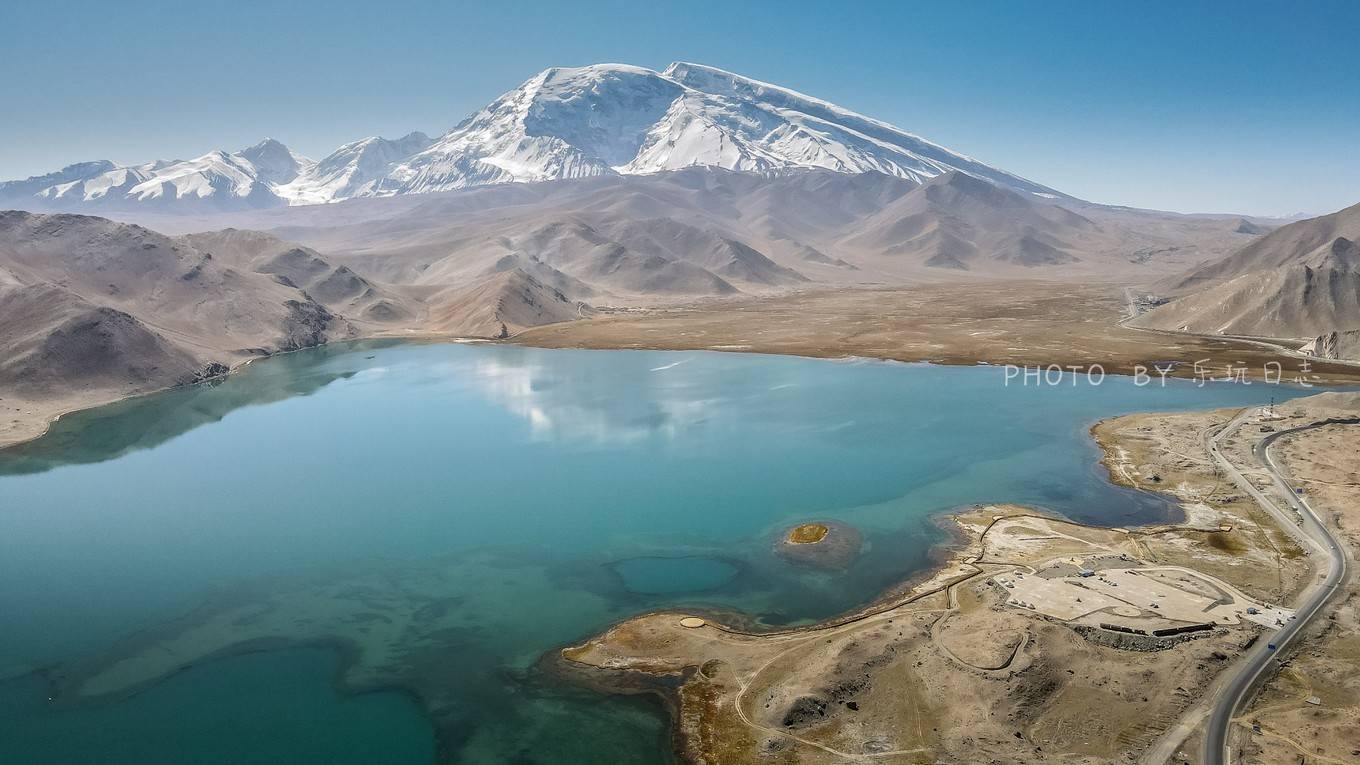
[553,403,1323,764]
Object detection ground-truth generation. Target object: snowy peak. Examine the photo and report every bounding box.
[662,61,818,107]
[382,61,1063,200]
[326,133,434,176]
[275,132,433,204]
[114,140,312,209]
[238,138,313,185]
[524,65,682,168]
[0,140,317,212]
[1,61,1065,213]
[0,160,116,194]
[383,65,672,195]
[662,62,1056,197]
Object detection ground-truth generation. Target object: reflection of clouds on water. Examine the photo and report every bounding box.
[468,355,720,443]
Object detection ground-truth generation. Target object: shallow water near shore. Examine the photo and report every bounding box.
[0,343,1316,763]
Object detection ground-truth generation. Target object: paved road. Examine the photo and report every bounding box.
[1119,286,1360,372]
[1201,412,1353,765]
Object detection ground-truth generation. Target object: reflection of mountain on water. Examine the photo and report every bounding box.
[0,341,403,475]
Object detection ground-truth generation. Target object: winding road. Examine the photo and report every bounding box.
[1200,411,1353,765]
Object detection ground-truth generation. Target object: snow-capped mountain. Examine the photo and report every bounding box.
[236,139,312,186]
[0,139,315,212]
[385,63,1062,199]
[0,62,1063,213]
[275,132,432,205]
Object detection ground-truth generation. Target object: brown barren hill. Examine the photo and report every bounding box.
[0,211,350,446]
[1137,201,1360,343]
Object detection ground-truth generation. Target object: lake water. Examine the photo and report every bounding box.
[0,343,1311,763]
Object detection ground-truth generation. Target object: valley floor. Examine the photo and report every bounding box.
[516,281,1360,383]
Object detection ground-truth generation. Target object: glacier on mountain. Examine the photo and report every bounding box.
[0,62,1062,212]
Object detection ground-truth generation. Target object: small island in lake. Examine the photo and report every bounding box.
[774,521,862,570]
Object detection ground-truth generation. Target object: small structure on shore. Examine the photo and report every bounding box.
[775,521,863,570]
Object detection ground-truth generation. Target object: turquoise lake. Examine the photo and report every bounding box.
[0,342,1313,763]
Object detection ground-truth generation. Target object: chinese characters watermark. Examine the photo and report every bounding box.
[1004,360,1319,387]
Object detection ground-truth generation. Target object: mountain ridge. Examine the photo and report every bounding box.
[0,62,1063,213]
[1134,201,1360,342]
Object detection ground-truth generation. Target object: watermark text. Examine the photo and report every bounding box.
[1003,360,1318,387]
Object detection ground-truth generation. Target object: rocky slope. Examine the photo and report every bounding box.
[842,171,1096,269]
[1158,200,1360,294]
[169,167,1259,294]
[0,207,615,446]
[1301,328,1360,361]
[178,229,417,325]
[0,211,353,443]
[1136,201,1360,339]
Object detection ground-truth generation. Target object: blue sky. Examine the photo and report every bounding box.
[1,0,1355,216]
